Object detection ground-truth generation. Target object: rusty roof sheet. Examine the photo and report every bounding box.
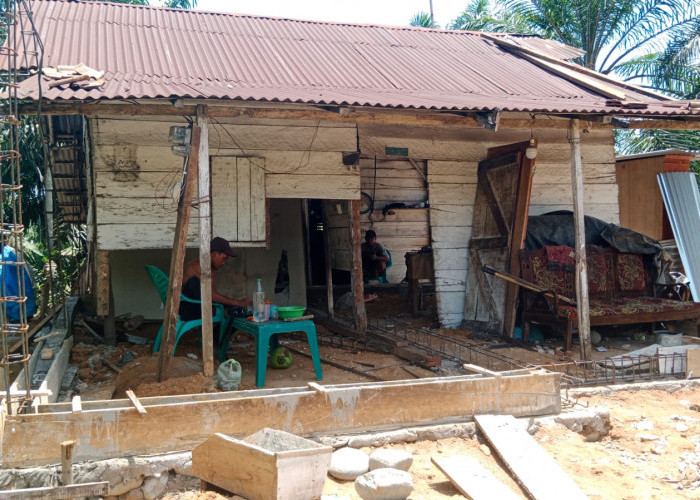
[9,0,699,117]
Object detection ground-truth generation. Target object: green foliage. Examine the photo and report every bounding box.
[410,11,438,29]
[23,215,87,310]
[0,116,45,230]
[428,1,699,156]
[449,0,532,32]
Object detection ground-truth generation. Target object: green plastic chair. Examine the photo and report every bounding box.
[364,250,392,284]
[146,265,231,361]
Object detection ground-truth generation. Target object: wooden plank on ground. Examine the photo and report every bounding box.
[475,414,588,500]
[432,455,520,500]
[688,348,700,378]
[125,390,147,415]
[0,481,108,499]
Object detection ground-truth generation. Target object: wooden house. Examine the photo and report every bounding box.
[616,149,697,241]
[10,0,700,342]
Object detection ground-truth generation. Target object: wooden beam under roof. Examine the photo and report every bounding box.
[19,103,700,130]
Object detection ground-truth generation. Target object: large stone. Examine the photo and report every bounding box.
[548,407,611,442]
[141,473,169,500]
[329,447,369,481]
[369,449,413,472]
[354,468,414,500]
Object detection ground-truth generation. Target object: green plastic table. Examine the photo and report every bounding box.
[231,317,323,387]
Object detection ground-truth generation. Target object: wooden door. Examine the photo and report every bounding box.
[464,141,535,335]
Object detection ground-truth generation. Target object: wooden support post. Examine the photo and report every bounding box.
[322,203,334,318]
[156,126,201,382]
[349,199,367,334]
[60,440,75,487]
[301,200,313,286]
[197,106,214,377]
[569,119,592,361]
[95,250,109,317]
[104,275,116,346]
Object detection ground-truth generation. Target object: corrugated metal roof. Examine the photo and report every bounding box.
[617,149,699,162]
[8,0,699,116]
[658,172,700,301]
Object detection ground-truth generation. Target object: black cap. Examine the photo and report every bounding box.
[210,237,236,257]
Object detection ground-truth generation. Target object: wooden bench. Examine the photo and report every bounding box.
[519,245,700,351]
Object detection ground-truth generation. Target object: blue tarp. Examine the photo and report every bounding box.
[0,245,37,321]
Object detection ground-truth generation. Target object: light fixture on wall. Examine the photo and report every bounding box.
[525,138,538,160]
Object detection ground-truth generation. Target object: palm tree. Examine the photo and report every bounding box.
[410,11,438,29]
[449,0,531,32]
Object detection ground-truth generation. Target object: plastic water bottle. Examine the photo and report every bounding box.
[253,278,266,322]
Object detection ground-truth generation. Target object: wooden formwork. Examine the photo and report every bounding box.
[2,369,560,467]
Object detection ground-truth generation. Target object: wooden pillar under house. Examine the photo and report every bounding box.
[197,106,214,377]
[349,199,367,334]
[322,203,334,318]
[156,125,202,382]
[569,118,592,360]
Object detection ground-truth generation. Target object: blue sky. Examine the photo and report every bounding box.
[195,0,470,29]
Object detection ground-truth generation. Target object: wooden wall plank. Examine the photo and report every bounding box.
[93,147,352,175]
[429,184,477,206]
[97,222,200,250]
[433,248,468,270]
[536,163,616,184]
[250,162,266,242]
[361,135,615,164]
[430,205,473,227]
[529,203,619,222]
[211,157,238,239]
[95,198,200,225]
[266,174,360,199]
[431,227,471,249]
[358,124,614,160]
[530,184,618,206]
[94,118,357,152]
[236,158,252,241]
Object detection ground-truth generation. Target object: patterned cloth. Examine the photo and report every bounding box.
[616,253,646,292]
[556,297,700,320]
[544,245,575,271]
[587,252,612,294]
[531,255,571,296]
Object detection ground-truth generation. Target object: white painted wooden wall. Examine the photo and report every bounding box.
[91,117,359,250]
[359,158,430,283]
[359,123,618,328]
[91,116,617,328]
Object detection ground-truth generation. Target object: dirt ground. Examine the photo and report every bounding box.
[65,288,697,400]
[164,386,700,500]
[58,291,700,499]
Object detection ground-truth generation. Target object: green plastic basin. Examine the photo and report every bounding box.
[276,306,306,319]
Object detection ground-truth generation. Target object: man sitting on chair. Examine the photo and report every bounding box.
[361,230,390,281]
[180,237,252,325]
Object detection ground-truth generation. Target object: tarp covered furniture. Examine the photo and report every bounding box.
[519,245,700,350]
